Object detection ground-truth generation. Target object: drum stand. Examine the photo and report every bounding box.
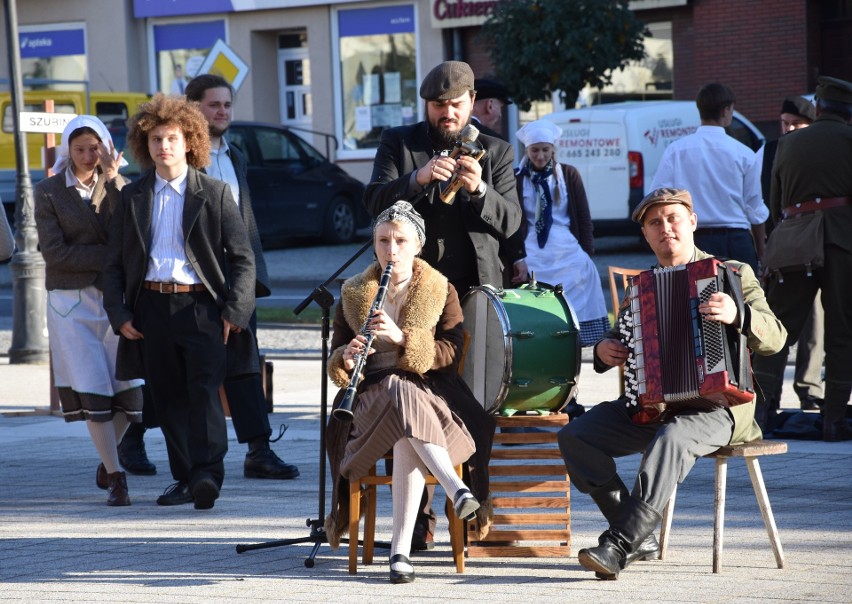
[235,239,374,567]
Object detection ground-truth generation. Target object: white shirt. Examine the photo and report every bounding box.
[65,166,97,201]
[144,169,201,284]
[207,138,240,207]
[650,125,767,229]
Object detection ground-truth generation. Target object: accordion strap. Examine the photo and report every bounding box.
[720,263,750,394]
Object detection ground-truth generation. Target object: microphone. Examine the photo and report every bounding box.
[439,124,486,205]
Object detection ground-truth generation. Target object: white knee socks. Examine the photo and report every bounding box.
[407,438,467,497]
[390,438,427,572]
[86,420,121,474]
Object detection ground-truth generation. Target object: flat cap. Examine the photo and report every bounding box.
[816,76,852,106]
[420,61,475,101]
[474,78,513,105]
[632,187,694,223]
[780,95,815,121]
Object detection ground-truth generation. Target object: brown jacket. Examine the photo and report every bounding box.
[324,258,495,547]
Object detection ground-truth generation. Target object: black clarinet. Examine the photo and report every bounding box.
[332,261,395,422]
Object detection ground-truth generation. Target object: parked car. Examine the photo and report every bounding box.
[3,121,370,247]
[227,121,369,247]
[541,101,766,236]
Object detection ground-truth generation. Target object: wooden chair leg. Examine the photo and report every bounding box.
[363,474,377,565]
[447,464,466,573]
[713,457,729,573]
[658,484,677,560]
[348,479,361,575]
[745,457,785,569]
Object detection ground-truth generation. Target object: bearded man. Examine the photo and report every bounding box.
[364,60,521,296]
[363,60,519,551]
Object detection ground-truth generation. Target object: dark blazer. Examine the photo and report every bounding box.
[101,167,256,380]
[364,122,521,288]
[504,163,595,265]
[210,141,271,298]
[34,170,126,290]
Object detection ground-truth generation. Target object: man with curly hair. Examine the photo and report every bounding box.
[101,94,256,509]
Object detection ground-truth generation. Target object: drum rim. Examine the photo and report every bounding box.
[464,285,513,412]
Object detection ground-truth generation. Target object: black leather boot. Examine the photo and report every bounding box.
[589,476,660,573]
[244,438,300,479]
[578,495,661,580]
[117,423,156,475]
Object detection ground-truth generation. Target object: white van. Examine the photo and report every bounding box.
[541,101,765,235]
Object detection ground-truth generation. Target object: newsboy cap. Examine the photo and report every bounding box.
[780,95,815,121]
[816,76,852,106]
[474,78,513,105]
[632,188,694,223]
[419,61,475,101]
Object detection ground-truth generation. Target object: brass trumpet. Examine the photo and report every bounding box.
[332,261,395,422]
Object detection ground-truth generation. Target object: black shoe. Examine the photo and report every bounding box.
[389,554,415,584]
[96,463,108,490]
[192,477,219,510]
[411,512,435,552]
[244,448,300,480]
[453,488,480,521]
[156,481,193,506]
[799,395,824,411]
[117,425,157,476]
[824,419,852,442]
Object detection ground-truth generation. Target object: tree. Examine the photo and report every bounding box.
[479,0,649,111]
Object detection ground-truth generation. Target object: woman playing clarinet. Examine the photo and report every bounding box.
[325,201,491,584]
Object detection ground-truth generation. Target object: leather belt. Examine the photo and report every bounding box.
[143,281,206,294]
[783,196,852,218]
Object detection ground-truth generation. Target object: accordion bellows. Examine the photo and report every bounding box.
[620,258,754,424]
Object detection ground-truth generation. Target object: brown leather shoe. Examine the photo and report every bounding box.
[106,471,131,506]
[96,463,108,490]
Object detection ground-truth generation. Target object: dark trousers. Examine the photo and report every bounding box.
[557,398,733,513]
[137,289,228,489]
[754,244,852,424]
[223,309,271,444]
[694,228,759,274]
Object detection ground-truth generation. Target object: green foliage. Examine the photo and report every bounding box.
[479,0,649,111]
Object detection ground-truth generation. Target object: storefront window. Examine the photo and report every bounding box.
[152,20,226,94]
[336,5,417,153]
[19,23,87,91]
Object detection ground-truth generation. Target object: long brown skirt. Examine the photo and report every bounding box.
[340,373,475,481]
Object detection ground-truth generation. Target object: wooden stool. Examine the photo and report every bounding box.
[348,459,466,574]
[658,439,787,572]
[467,413,571,557]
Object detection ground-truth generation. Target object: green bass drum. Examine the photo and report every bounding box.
[460,283,581,415]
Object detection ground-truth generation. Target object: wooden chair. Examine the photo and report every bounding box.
[348,460,466,574]
[606,266,643,395]
[658,439,787,573]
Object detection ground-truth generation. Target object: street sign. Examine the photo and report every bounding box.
[196,39,250,92]
[19,111,77,133]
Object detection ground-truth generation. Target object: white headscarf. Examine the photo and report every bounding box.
[515,119,563,147]
[515,119,569,208]
[51,114,128,174]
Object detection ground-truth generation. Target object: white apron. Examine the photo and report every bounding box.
[47,286,144,396]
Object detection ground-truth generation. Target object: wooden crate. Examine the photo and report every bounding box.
[467,413,571,558]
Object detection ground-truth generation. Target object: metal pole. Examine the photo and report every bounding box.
[4,0,48,364]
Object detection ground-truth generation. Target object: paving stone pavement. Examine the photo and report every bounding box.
[1,239,850,601]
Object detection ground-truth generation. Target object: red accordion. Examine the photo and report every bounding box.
[619,258,754,425]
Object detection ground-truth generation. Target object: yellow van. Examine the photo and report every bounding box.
[0,90,150,170]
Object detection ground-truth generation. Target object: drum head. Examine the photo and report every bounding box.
[461,284,580,415]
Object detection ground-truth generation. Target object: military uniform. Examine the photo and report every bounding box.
[754,76,852,440]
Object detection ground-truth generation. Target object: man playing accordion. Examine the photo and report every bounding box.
[557,188,786,580]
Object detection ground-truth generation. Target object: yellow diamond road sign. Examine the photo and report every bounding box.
[196,39,250,91]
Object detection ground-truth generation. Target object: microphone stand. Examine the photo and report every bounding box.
[235,238,372,567]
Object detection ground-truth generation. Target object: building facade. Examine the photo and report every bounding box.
[1,0,849,181]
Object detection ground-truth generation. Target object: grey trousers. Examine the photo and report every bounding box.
[557,398,734,513]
